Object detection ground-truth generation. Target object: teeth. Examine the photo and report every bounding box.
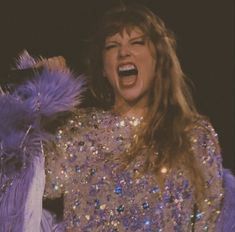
[118,64,138,77]
[118,64,136,72]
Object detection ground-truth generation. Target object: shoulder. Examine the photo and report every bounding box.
[186,118,222,163]
[187,118,219,145]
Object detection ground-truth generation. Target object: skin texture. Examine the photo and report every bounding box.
[34,56,67,71]
[102,27,157,117]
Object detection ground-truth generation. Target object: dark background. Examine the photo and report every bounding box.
[0,0,234,173]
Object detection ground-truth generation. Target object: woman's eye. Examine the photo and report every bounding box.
[104,44,117,50]
[132,40,145,45]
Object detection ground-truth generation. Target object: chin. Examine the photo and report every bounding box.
[122,95,144,105]
[119,89,141,100]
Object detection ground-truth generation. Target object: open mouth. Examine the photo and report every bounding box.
[118,64,138,77]
[117,64,138,88]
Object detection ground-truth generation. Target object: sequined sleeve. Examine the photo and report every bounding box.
[190,120,224,231]
[44,143,66,199]
[43,109,88,199]
[44,124,74,199]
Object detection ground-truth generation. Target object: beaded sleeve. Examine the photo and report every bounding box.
[190,120,224,231]
[44,110,88,199]
[44,141,69,199]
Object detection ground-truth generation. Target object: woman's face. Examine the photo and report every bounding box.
[102,27,157,108]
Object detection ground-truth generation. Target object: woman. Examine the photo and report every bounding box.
[0,3,234,232]
[43,4,224,231]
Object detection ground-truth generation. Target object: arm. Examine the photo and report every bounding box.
[190,120,224,232]
[43,142,69,199]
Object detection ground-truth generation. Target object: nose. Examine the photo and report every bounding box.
[118,44,131,59]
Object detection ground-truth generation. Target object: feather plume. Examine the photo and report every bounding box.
[15,69,86,116]
[13,50,86,116]
[0,95,34,133]
[0,155,44,231]
[0,50,85,231]
[0,95,38,175]
[215,169,235,232]
[1,50,86,175]
[41,209,65,231]
[14,50,39,70]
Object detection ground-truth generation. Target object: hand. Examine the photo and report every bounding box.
[35,56,67,71]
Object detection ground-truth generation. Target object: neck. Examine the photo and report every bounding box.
[112,97,149,118]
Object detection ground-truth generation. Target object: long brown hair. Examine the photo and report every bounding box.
[88,3,206,204]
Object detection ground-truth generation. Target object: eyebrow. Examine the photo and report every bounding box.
[105,35,146,44]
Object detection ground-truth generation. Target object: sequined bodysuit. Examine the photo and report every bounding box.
[44,108,223,232]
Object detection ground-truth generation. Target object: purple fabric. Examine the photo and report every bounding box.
[0,161,36,231]
[23,155,45,232]
[0,96,42,231]
[215,169,235,232]
[41,210,65,232]
[0,95,41,176]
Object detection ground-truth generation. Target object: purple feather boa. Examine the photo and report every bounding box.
[41,209,65,232]
[14,68,85,117]
[0,157,42,231]
[215,169,235,232]
[0,52,85,173]
[0,52,85,231]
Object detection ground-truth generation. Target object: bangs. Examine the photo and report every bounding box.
[100,10,151,41]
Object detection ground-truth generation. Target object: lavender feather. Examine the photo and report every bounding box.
[13,50,86,116]
[1,49,86,174]
[0,95,34,133]
[14,50,39,70]
[0,95,35,175]
[0,53,86,231]
[41,209,65,232]
[0,162,36,231]
[215,169,235,232]
[15,69,86,116]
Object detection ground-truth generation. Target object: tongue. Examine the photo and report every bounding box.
[119,75,137,87]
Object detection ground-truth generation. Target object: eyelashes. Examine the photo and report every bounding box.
[131,40,145,45]
[104,44,117,50]
[104,39,146,51]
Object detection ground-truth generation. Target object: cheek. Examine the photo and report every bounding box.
[146,51,157,76]
[102,58,117,89]
[141,59,157,90]
[140,54,157,76]
[102,54,116,77]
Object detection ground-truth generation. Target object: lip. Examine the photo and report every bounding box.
[119,75,138,88]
